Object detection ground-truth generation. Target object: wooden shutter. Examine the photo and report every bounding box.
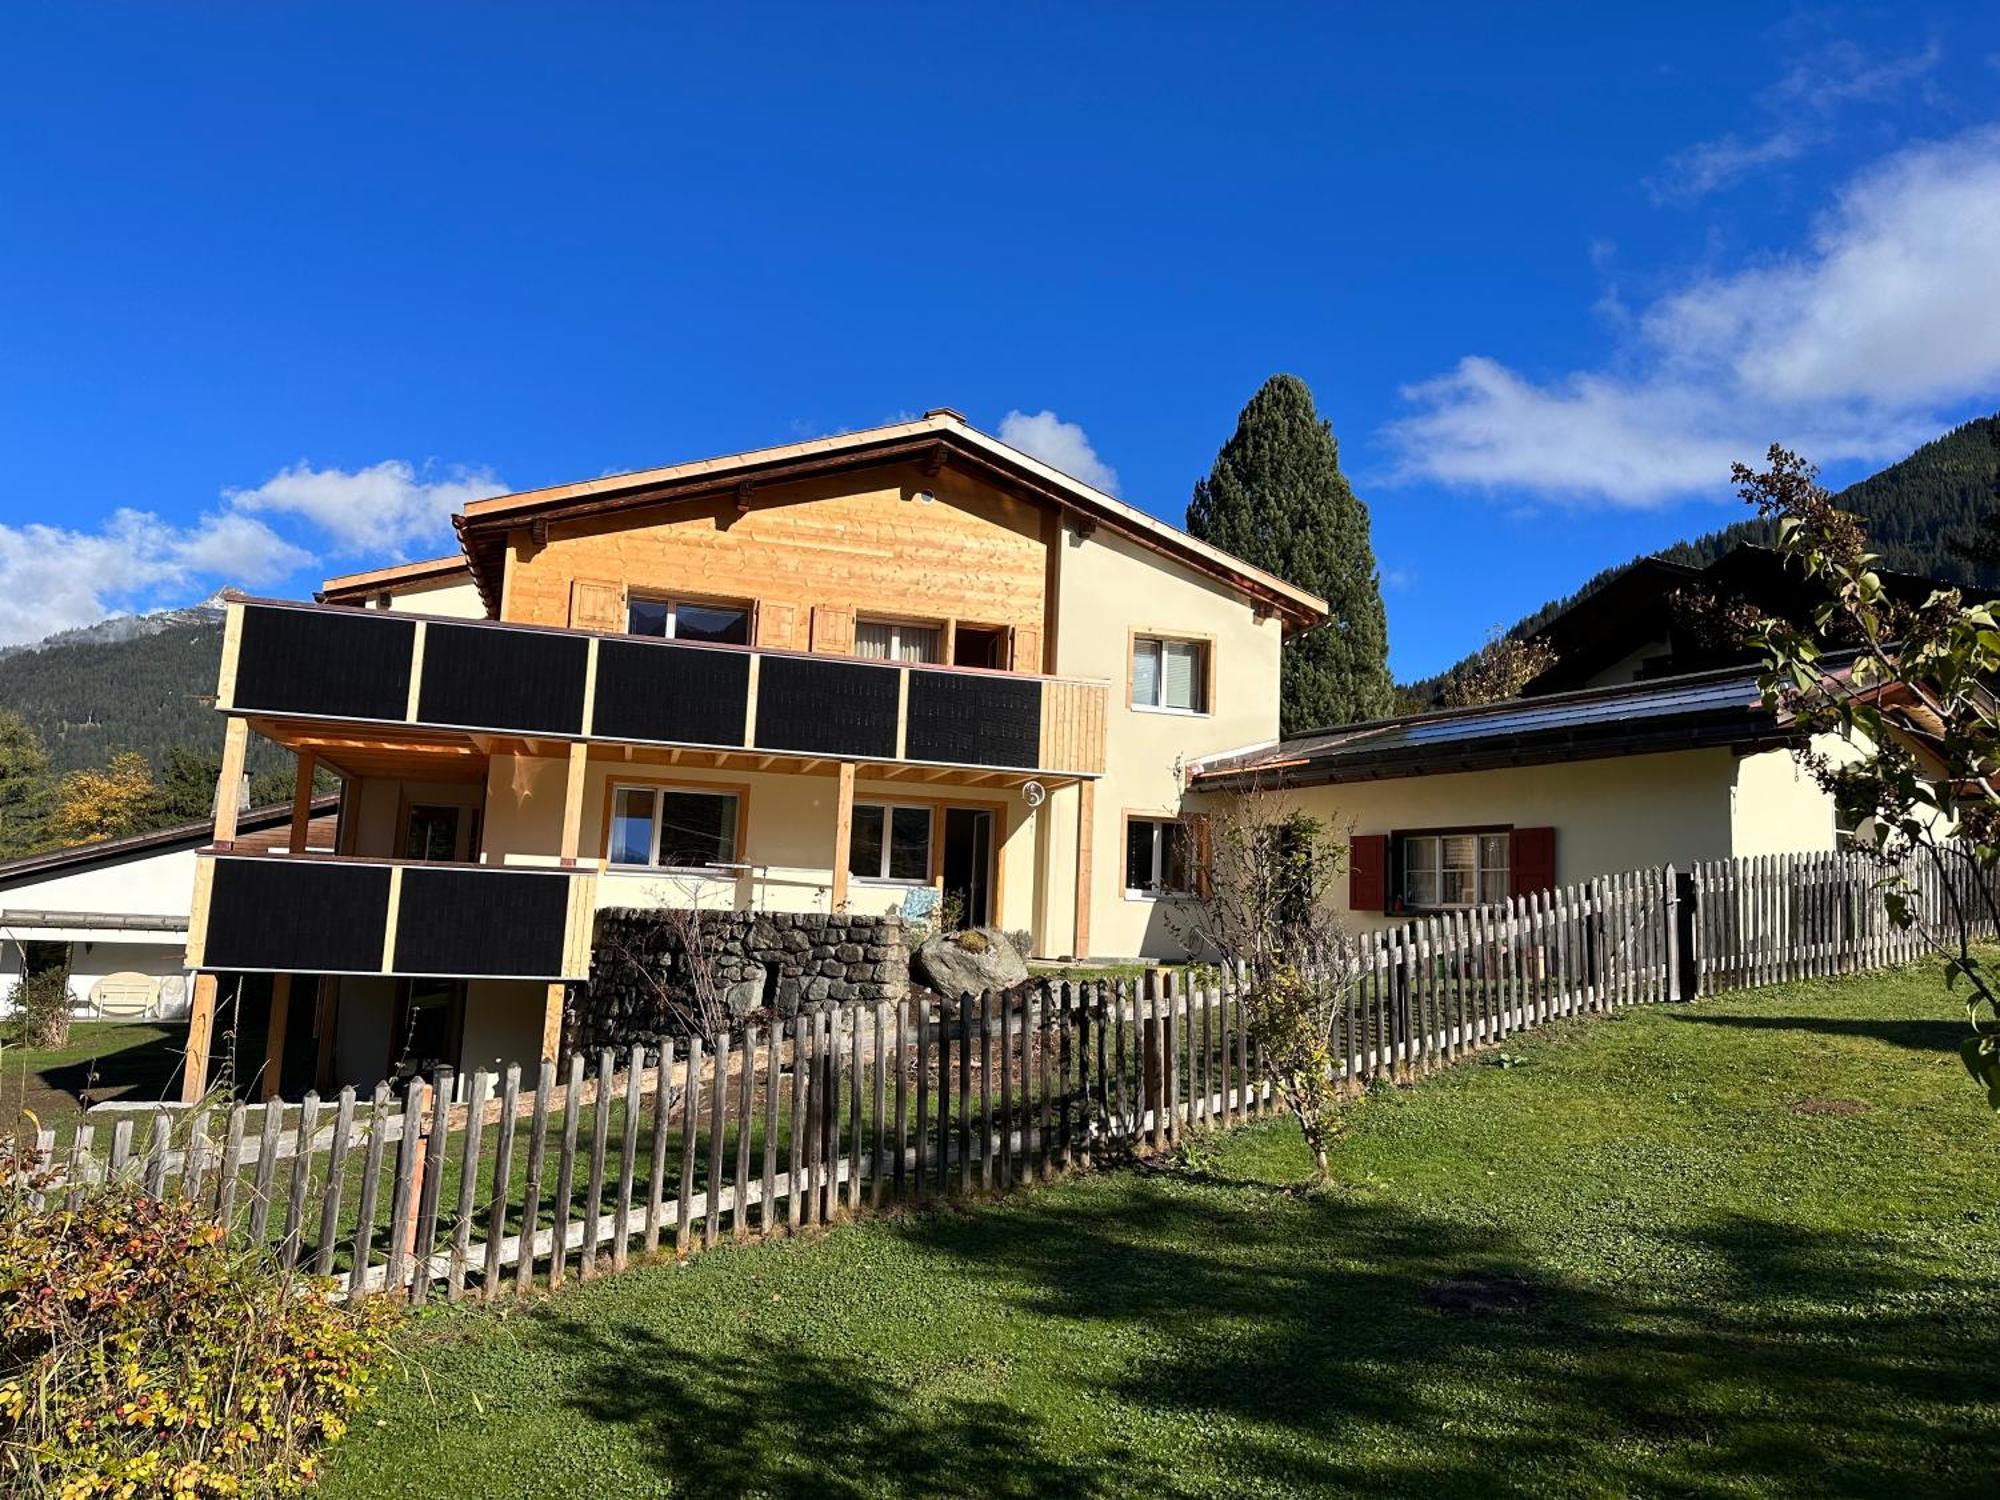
[568,578,624,633]
[756,601,799,650]
[1510,826,1555,897]
[1349,833,1389,912]
[1010,624,1044,674]
[811,605,855,655]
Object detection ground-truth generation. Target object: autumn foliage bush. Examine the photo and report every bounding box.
[0,1141,396,1496]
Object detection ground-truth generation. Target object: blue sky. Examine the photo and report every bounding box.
[3,5,1998,675]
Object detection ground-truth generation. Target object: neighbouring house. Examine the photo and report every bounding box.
[1188,665,1849,932]
[181,409,1327,1100]
[1190,544,1970,933]
[0,798,335,1023]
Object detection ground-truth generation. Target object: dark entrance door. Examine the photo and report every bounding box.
[941,808,994,929]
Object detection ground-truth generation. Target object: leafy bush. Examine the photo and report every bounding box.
[8,966,73,1050]
[0,1141,396,1496]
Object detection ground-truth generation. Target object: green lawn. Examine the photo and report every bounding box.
[322,962,2000,1498]
[0,1020,185,1124]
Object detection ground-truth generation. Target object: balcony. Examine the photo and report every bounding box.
[217,597,1106,778]
[189,852,597,981]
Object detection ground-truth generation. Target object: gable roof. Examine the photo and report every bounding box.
[0,797,339,891]
[1191,666,1790,790]
[446,409,1329,629]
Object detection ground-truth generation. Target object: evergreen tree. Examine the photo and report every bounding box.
[0,711,54,858]
[1188,374,1394,733]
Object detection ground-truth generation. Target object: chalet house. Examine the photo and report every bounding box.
[180,411,1326,1100]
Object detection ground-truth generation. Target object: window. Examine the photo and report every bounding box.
[854,619,942,664]
[626,597,751,645]
[404,804,460,862]
[953,624,1006,669]
[1399,831,1509,909]
[1125,817,1195,897]
[609,784,740,869]
[1131,636,1209,713]
[849,803,933,882]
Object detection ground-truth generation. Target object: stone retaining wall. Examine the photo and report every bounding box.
[578,908,909,1054]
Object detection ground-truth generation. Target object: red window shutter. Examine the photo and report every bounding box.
[1510,826,1555,897]
[1349,834,1389,912]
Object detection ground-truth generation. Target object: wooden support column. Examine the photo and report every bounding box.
[1073,779,1095,962]
[182,973,218,1104]
[560,740,589,864]
[540,983,565,1065]
[830,761,857,912]
[213,717,249,847]
[288,750,317,854]
[260,974,291,1102]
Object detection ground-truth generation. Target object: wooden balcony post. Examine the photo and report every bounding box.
[560,741,589,864]
[313,976,340,1094]
[260,974,291,1102]
[831,761,856,912]
[540,983,565,1065]
[288,750,316,854]
[213,717,249,847]
[1073,779,1094,961]
[182,973,218,1104]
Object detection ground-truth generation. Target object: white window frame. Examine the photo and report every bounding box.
[1397,830,1510,911]
[1124,815,1196,900]
[849,801,934,884]
[1130,635,1211,715]
[854,618,944,665]
[627,596,752,645]
[607,783,742,871]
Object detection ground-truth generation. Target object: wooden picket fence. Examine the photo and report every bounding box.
[15,845,1995,1302]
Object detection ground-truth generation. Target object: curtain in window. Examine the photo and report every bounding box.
[895,625,942,665]
[1163,640,1203,711]
[854,622,895,660]
[1131,638,1162,707]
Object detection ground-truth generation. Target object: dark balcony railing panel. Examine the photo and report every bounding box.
[590,638,751,748]
[416,622,589,735]
[753,655,900,760]
[905,671,1043,768]
[392,866,575,978]
[233,605,414,722]
[203,859,392,973]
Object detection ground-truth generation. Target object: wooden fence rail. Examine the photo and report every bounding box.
[17,846,1995,1300]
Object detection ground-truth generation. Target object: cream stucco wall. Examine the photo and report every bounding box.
[361,577,489,619]
[1046,526,1285,960]
[1194,742,1842,936]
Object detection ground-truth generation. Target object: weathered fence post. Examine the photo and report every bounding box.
[1672,866,1700,1000]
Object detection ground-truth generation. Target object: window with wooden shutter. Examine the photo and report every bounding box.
[1349,833,1388,912]
[810,605,855,655]
[755,601,798,650]
[568,578,624,633]
[1010,624,1043,674]
[1510,826,1556,897]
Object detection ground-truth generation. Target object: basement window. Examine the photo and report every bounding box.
[850,803,932,883]
[609,784,741,869]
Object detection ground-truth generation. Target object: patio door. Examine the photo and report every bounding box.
[941,808,994,929]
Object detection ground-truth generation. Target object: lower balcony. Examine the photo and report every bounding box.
[189,852,596,982]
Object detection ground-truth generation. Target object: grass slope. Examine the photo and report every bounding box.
[323,964,2000,1499]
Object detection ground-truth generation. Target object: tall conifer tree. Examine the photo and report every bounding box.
[1188,374,1393,733]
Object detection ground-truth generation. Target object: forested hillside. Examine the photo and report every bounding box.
[1404,414,2000,702]
[0,618,286,776]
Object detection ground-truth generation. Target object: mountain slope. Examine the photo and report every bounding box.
[0,616,287,776]
[1405,413,2000,700]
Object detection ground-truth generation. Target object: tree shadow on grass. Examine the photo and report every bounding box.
[538,1320,1162,1499]
[520,1167,1998,1498]
[1667,1011,1964,1056]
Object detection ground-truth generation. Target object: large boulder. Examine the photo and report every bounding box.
[912,927,1029,999]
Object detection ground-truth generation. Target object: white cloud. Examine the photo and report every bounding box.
[996,410,1121,495]
[226,459,507,556]
[1388,127,2000,508]
[1649,40,1940,204]
[0,509,309,647]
